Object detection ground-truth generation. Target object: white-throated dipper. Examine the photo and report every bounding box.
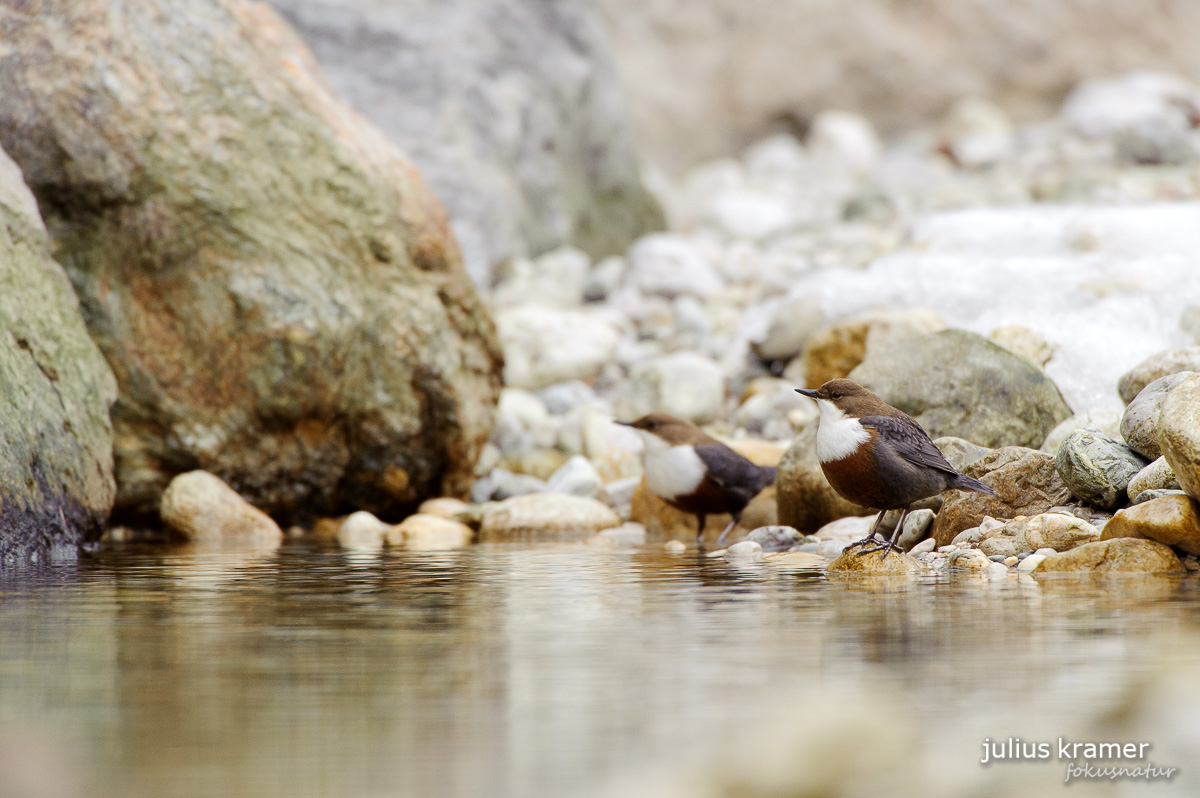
[795,378,996,558]
[617,413,777,547]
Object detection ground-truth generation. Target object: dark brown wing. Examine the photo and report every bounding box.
[858,415,960,476]
[693,443,777,513]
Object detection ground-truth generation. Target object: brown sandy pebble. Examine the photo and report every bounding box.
[387,514,474,551]
[1032,538,1185,573]
[931,447,1073,546]
[1100,495,1200,555]
[160,470,282,546]
[826,543,923,574]
[478,494,620,539]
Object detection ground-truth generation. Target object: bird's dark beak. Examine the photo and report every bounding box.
[614,420,635,427]
[795,388,820,399]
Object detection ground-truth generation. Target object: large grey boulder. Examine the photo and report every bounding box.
[0,145,117,560]
[850,329,1072,449]
[0,0,503,523]
[269,0,664,285]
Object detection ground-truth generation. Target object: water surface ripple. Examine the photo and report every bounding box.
[1,541,1197,797]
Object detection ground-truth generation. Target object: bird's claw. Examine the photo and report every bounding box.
[855,540,905,560]
[846,534,881,550]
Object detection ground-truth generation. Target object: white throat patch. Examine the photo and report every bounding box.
[815,399,870,463]
[636,432,706,501]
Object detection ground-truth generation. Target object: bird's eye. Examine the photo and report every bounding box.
[831,391,842,399]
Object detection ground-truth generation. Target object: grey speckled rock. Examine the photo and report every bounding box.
[1159,373,1200,500]
[850,329,1072,449]
[1134,489,1189,505]
[270,0,663,285]
[744,525,803,553]
[545,455,603,499]
[0,0,504,523]
[0,144,118,561]
[1121,373,1194,459]
[1118,348,1200,404]
[898,509,936,551]
[1054,429,1146,509]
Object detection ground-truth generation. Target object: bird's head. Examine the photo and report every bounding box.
[795,379,888,419]
[614,412,704,447]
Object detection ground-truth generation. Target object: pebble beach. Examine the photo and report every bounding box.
[312,70,1200,580]
[6,3,1200,795]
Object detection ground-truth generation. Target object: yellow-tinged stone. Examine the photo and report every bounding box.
[160,470,282,546]
[311,515,346,540]
[1100,495,1200,555]
[1019,512,1100,552]
[826,543,923,574]
[764,551,826,569]
[1033,538,1185,573]
[1159,373,1200,499]
[417,497,474,519]
[723,437,788,466]
[503,449,568,481]
[387,514,474,550]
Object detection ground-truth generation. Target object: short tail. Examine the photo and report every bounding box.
[952,473,996,496]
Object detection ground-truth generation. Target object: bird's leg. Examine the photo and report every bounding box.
[695,513,707,547]
[715,515,738,547]
[861,505,911,559]
[848,509,889,551]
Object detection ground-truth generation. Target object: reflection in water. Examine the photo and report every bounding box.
[0,542,1198,797]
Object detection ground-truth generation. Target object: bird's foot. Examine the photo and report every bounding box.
[856,539,905,560]
[846,534,882,551]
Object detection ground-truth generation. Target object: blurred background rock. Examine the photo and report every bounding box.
[269,0,666,286]
[595,0,1200,172]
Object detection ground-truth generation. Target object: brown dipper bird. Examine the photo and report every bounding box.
[617,413,777,547]
[795,379,996,558]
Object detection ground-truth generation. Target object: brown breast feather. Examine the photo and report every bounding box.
[819,430,894,510]
[665,474,733,516]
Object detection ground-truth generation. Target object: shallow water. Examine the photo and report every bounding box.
[2,541,1199,797]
